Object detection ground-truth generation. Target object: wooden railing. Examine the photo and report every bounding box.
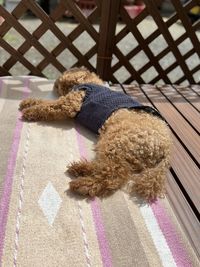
[0,0,200,84]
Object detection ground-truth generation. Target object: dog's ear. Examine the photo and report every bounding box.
[53,70,75,96]
[53,68,104,96]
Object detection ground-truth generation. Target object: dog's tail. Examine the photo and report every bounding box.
[127,158,169,201]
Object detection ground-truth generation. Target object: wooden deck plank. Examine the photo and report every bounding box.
[124,85,200,213]
[157,85,200,133]
[121,84,200,257]
[141,85,200,164]
[166,172,200,258]
[170,135,200,210]
[190,85,200,96]
[173,85,200,112]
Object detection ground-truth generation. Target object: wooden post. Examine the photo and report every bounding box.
[97,0,121,81]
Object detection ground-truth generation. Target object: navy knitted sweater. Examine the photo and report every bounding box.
[73,83,163,134]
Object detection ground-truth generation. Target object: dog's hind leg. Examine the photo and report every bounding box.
[69,175,125,197]
[69,160,128,197]
[128,158,169,201]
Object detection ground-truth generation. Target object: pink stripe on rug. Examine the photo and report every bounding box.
[151,200,192,267]
[75,126,113,267]
[0,78,30,264]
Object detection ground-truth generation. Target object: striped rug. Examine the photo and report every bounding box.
[0,77,199,267]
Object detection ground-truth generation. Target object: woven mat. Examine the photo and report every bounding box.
[0,77,199,267]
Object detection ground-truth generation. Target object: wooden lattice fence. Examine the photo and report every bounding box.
[0,0,200,84]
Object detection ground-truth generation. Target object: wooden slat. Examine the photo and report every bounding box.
[122,84,200,255]
[0,37,43,76]
[2,0,99,73]
[114,47,145,83]
[0,4,44,76]
[150,48,198,84]
[0,66,10,76]
[112,0,200,84]
[176,65,200,84]
[141,85,200,163]
[24,0,95,70]
[173,85,200,112]
[112,45,141,74]
[0,1,27,37]
[144,0,195,84]
[171,0,200,56]
[166,172,200,258]
[0,0,200,82]
[0,0,99,75]
[170,135,200,209]
[157,85,200,133]
[190,85,200,96]
[97,0,121,80]
[0,5,66,72]
[113,2,195,65]
[2,2,65,74]
[125,85,200,209]
[67,7,100,42]
[62,0,99,42]
[116,8,149,44]
[119,4,171,83]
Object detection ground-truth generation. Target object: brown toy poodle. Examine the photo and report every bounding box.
[19,68,172,201]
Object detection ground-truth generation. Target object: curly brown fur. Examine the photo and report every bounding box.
[54,67,104,96]
[20,91,85,121]
[69,109,171,200]
[19,68,172,201]
[67,160,94,177]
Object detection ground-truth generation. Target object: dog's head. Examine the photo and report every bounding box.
[53,67,103,96]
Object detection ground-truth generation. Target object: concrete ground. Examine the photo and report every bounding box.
[0,15,199,83]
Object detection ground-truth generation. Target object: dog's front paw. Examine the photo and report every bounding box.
[21,106,41,121]
[19,98,42,111]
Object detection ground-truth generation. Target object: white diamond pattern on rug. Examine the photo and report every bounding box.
[38,182,62,226]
